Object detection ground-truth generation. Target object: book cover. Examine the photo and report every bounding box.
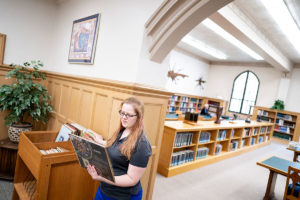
[55,124,74,142]
[69,134,115,182]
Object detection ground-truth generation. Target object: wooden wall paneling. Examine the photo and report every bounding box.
[90,93,111,138]
[60,84,71,119]
[78,89,93,127]
[52,82,62,114]
[0,68,10,139]
[68,86,81,122]
[108,97,125,138]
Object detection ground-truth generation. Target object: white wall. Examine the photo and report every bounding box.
[0,0,56,65]
[165,49,210,96]
[285,68,300,112]
[135,33,170,89]
[1,0,165,85]
[50,0,164,83]
[205,65,282,108]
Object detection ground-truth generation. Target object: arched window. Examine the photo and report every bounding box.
[228,71,259,115]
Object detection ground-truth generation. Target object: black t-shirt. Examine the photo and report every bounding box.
[100,130,152,200]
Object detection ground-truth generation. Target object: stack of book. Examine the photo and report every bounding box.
[215,144,222,155]
[40,147,69,155]
[170,150,194,167]
[199,132,210,143]
[174,132,193,147]
[55,123,101,142]
[230,140,238,151]
[260,127,266,134]
[196,147,209,160]
[217,130,226,141]
[258,136,264,143]
[265,136,269,142]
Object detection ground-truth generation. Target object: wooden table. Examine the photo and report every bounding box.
[0,138,18,180]
[287,147,300,162]
[257,156,300,200]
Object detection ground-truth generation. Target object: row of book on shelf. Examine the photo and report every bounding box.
[174,128,270,149]
[40,147,69,155]
[170,136,268,167]
[174,132,193,147]
[257,110,294,122]
[274,125,290,133]
[277,113,293,121]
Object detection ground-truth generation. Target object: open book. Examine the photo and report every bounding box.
[69,134,115,182]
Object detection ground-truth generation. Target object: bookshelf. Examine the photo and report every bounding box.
[251,106,277,123]
[12,131,98,200]
[252,106,300,141]
[158,120,273,177]
[167,93,226,115]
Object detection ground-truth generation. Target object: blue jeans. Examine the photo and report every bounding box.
[94,186,143,200]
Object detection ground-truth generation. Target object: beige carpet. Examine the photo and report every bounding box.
[153,141,291,200]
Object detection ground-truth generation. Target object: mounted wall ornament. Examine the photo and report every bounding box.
[196,77,206,89]
[167,68,188,83]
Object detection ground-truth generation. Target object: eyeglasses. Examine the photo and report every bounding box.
[118,110,137,118]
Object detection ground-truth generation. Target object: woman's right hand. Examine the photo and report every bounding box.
[93,134,107,146]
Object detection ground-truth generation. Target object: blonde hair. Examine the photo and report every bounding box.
[106,97,144,159]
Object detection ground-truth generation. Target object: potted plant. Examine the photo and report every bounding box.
[271,99,285,111]
[0,60,52,142]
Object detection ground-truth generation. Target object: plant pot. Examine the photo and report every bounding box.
[8,123,33,143]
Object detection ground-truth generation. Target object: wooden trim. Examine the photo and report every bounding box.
[0,34,6,64]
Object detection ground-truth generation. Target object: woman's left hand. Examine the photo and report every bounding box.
[87,165,101,180]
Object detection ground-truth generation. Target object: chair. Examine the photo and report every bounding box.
[283,166,300,200]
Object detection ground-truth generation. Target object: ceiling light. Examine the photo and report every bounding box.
[181,35,227,60]
[261,0,300,55]
[202,19,263,60]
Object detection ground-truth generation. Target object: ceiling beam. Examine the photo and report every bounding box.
[145,0,234,63]
[210,4,293,72]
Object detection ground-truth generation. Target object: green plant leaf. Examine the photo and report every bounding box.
[0,60,53,126]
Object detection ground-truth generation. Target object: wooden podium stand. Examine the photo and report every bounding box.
[12,131,98,200]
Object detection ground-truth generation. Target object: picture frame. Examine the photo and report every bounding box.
[68,14,100,64]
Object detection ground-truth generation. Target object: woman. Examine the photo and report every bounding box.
[87,97,152,200]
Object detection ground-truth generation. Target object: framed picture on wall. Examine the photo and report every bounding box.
[68,13,100,64]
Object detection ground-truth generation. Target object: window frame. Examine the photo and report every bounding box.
[228,70,260,115]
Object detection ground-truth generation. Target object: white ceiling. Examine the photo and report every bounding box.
[177,0,300,68]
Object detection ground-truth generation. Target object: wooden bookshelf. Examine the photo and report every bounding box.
[157,120,273,177]
[167,93,227,115]
[12,131,98,200]
[252,106,300,141]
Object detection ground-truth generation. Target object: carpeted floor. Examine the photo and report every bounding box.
[153,141,291,200]
[0,179,13,200]
[0,141,292,200]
